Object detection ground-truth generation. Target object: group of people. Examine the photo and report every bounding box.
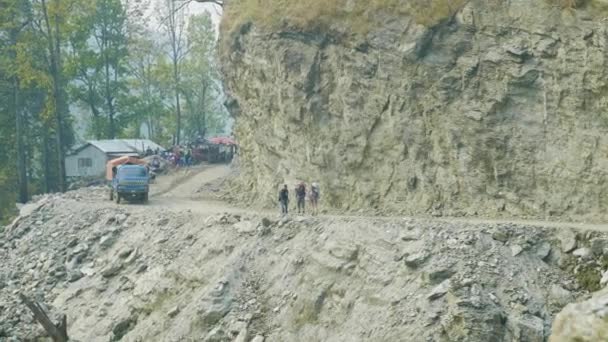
[160,145,194,167]
[279,182,320,216]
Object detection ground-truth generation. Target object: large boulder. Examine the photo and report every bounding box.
[549,288,608,342]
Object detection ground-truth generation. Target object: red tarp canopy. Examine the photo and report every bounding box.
[105,156,147,180]
[207,137,236,145]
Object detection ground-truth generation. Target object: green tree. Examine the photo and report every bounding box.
[182,12,225,140]
[68,0,128,139]
[158,0,188,145]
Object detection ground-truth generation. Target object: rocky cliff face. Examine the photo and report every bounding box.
[220,0,608,220]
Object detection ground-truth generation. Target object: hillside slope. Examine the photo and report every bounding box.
[3,181,608,341]
[219,0,608,221]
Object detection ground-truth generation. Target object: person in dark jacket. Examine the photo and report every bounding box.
[295,182,306,214]
[279,185,289,215]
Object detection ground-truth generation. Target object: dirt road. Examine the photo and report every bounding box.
[143,164,608,233]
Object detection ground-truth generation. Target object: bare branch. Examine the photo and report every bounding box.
[19,294,69,342]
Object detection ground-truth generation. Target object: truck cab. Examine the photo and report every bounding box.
[110,164,150,204]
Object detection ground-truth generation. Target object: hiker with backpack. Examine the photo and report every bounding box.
[310,182,320,216]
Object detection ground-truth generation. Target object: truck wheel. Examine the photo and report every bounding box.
[115,192,121,204]
[109,189,114,201]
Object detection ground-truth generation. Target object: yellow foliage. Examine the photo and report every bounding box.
[224,0,608,35]
[223,0,468,35]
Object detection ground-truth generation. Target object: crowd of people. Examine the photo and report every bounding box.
[146,145,194,168]
[279,181,320,216]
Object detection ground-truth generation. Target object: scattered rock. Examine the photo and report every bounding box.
[600,270,608,287]
[136,264,148,274]
[492,230,510,243]
[99,234,117,249]
[251,336,265,342]
[234,328,248,342]
[536,242,551,260]
[573,248,592,259]
[67,270,84,283]
[111,317,136,341]
[428,280,450,301]
[590,238,608,256]
[549,285,573,307]
[101,263,123,278]
[156,218,170,226]
[167,306,180,318]
[511,245,524,257]
[558,230,577,253]
[118,248,134,259]
[234,220,256,234]
[261,217,273,227]
[405,251,430,268]
[511,314,544,342]
[154,237,168,244]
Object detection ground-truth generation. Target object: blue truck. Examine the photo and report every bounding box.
[108,164,150,204]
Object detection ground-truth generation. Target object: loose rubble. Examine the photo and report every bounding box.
[1,188,608,341]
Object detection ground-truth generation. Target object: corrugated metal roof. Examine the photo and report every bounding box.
[71,139,165,155]
[120,139,165,153]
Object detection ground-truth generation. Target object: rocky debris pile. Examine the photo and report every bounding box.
[0,192,133,340]
[2,191,608,341]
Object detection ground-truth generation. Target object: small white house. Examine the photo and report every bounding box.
[65,139,164,178]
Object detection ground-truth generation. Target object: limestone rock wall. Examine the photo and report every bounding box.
[220,0,608,220]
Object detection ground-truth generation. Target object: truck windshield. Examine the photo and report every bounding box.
[118,167,147,177]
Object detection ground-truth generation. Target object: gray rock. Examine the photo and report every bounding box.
[427,280,450,301]
[492,230,510,243]
[549,284,573,307]
[68,270,84,283]
[573,248,592,259]
[101,263,123,278]
[405,251,430,268]
[600,270,608,287]
[251,336,265,342]
[234,220,255,234]
[261,217,273,227]
[511,314,544,342]
[536,242,551,260]
[115,214,128,224]
[136,264,148,274]
[511,245,524,257]
[112,317,136,341]
[167,306,180,318]
[118,248,134,259]
[99,234,116,249]
[558,230,577,253]
[156,218,170,226]
[123,249,139,265]
[234,328,248,342]
[204,326,227,342]
[590,238,608,256]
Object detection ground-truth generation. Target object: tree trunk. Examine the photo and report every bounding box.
[173,60,181,145]
[14,77,28,203]
[42,0,67,192]
[42,127,52,193]
[10,28,28,203]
